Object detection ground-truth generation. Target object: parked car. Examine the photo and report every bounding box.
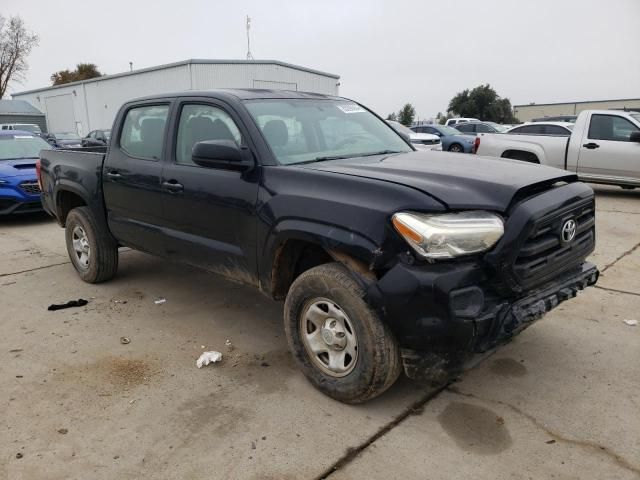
[0,130,52,215]
[475,110,640,188]
[445,117,479,126]
[45,132,83,148]
[506,122,574,136]
[38,89,598,403]
[411,124,475,153]
[386,120,441,151]
[455,121,509,135]
[1,123,43,135]
[532,115,577,123]
[82,129,111,147]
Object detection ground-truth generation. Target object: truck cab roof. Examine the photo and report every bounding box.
[127,88,345,104]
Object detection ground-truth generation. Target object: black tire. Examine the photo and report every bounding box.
[448,143,463,153]
[284,262,401,404]
[65,206,118,283]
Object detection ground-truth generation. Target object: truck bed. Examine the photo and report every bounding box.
[476,133,570,170]
[39,148,107,221]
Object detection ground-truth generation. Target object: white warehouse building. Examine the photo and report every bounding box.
[11,59,340,135]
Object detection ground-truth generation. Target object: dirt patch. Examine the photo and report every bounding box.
[438,401,512,454]
[54,356,157,393]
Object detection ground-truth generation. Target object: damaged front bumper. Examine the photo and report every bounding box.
[367,260,599,381]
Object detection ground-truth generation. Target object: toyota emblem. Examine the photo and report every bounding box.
[561,219,577,243]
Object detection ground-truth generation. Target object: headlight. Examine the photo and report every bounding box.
[392,211,504,259]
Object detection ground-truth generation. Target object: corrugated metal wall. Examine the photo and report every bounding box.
[12,62,339,135]
[514,99,640,122]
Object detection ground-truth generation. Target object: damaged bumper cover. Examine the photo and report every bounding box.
[367,260,599,381]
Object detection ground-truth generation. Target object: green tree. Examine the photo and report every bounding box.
[51,63,103,86]
[0,15,39,98]
[447,84,517,123]
[386,112,398,121]
[397,103,415,126]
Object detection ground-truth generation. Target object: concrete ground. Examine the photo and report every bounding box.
[1,185,639,480]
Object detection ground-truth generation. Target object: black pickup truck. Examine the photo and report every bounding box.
[38,89,598,403]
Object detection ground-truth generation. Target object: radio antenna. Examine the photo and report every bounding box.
[246,15,254,60]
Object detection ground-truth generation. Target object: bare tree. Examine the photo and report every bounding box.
[0,15,39,98]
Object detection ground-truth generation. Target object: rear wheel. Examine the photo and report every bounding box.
[284,262,401,404]
[65,206,118,283]
[448,143,463,153]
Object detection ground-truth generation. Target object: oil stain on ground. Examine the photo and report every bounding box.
[438,401,512,454]
[489,358,528,377]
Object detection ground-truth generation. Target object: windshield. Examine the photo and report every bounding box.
[486,122,510,133]
[386,120,414,136]
[15,124,42,134]
[103,130,111,140]
[439,126,462,135]
[244,99,412,165]
[55,133,81,140]
[631,114,640,124]
[0,134,52,160]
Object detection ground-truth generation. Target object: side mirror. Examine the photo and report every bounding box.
[192,140,253,171]
[630,131,640,143]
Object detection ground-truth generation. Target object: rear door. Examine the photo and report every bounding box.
[577,113,640,183]
[102,101,172,253]
[159,98,260,285]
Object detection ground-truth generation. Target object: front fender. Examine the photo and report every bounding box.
[259,219,382,293]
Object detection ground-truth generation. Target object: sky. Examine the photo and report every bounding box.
[4,0,640,120]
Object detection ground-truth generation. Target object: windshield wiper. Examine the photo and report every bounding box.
[358,150,404,157]
[297,150,404,165]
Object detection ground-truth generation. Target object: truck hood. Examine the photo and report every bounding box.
[301,151,577,211]
[0,159,37,178]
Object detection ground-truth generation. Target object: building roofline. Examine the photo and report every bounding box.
[11,59,340,97]
[514,97,640,108]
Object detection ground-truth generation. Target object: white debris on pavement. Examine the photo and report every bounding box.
[154,297,166,305]
[623,319,638,326]
[196,351,223,368]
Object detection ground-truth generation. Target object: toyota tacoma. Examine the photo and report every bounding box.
[38,89,599,403]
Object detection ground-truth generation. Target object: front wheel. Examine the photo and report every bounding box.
[65,206,118,283]
[284,263,401,403]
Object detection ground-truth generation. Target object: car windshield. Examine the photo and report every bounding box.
[244,99,412,165]
[386,120,414,136]
[15,124,42,134]
[566,124,574,130]
[486,122,510,133]
[103,130,111,140]
[0,134,52,160]
[439,126,462,135]
[55,133,80,140]
[630,114,640,124]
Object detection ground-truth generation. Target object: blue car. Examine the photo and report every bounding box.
[0,130,53,215]
[410,124,476,153]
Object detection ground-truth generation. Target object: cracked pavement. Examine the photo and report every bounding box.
[2,185,640,479]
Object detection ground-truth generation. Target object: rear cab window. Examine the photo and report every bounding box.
[120,105,170,160]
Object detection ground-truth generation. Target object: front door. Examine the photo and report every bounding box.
[577,113,640,184]
[103,102,171,254]
[160,100,260,285]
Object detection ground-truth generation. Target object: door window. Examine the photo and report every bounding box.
[120,105,169,160]
[176,104,243,166]
[588,115,640,142]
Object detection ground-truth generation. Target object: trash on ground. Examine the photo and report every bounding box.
[57,428,68,435]
[623,319,638,326]
[225,339,234,351]
[16,453,23,459]
[120,337,131,345]
[545,439,556,444]
[47,299,88,311]
[196,351,223,368]
[154,297,166,305]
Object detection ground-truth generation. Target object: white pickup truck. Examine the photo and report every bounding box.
[475,110,640,189]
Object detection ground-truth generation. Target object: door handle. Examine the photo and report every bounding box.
[106,170,122,178]
[162,180,184,193]
[583,142,600,149]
